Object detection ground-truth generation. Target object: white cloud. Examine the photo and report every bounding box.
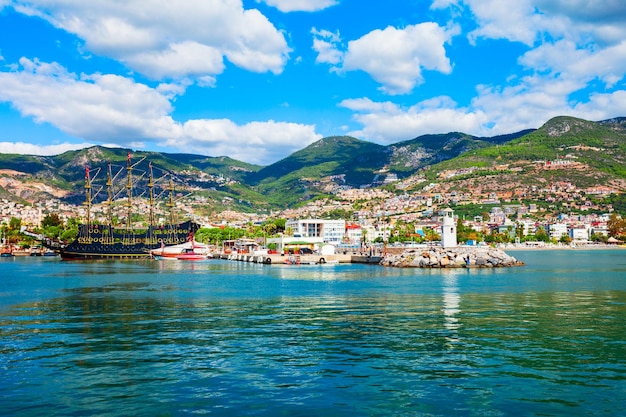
[418,0,626,138]
[464,0,545,46]
[0,58,175,142]
[520,39,626,89]
[438,0,626,47]
[259,0,338,13]
[311,28,342,64]
[535,0,626,44]
[173,119,322,164]
[339,37,626,143]
[339,97,486,143]
[0,59,321,164]
[467,39,626,132]
[318,23,455,95]
[0,141,96,156]
[126,41,224,83]
[9,0,291,82]
[571,90,626,120]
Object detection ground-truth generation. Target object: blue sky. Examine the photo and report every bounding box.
[0,0,625,165]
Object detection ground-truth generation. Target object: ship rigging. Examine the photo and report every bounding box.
[60,153,199,260]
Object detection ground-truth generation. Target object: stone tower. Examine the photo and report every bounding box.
[441,208,457,248]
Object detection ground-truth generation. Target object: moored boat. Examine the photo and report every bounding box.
[150,239,211,259]
[60,221,199,260]
[174,248,207,261]
[60,154,200,260]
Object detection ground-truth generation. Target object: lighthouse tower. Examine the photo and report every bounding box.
[441,208,457,248]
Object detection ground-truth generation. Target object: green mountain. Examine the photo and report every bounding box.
[424,116,626,191]
[246,136,388,206]
[386,130,533,176]
[0,116,623,212]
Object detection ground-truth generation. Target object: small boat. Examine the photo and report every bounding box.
[29,246,44,256]
[283,255,301,265]
[151,239,211,259]
[175,248,206,261]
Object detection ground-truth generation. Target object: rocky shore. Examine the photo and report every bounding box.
[381,246,524,268]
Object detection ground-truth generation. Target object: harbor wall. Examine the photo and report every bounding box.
[381,246,524,268]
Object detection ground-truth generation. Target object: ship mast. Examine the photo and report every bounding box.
[125,151,133,240]
[105,162,114,244]
[148,162,155,243]
[166,173,176,228]
[106,163,114,224]
[84,166,92,233]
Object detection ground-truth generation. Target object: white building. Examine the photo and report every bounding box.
[286,219,346,245]
[569,226,589,242]
[518,219,537,236]
[440,208,457,248]
[548,223,568,240]
[590,225,608,237]
[345,223,363,244]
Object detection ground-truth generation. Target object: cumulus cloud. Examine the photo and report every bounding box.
[465,0,545,46]
[571,90,626,120]
[411,0,626,138]
[173,119,322,164]
[315,23,455,95]
[341,47,626,143]
[437,0,626,46]
[0,59,320,164]
[466,38,626,133]
[535,0,626,44]
[0,58,175,142]
[311,28,343,65]
[9,0,291,82]
[259,0,338,13]
[339,97,487,143]
[0,141,97,156]
[337,29,626,142]
[520,39,626,88]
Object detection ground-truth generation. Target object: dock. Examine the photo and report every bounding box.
[215,253,383,265]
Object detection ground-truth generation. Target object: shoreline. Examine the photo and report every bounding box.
[501,244,625,251]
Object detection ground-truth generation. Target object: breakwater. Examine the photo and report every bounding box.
[381,246,524,268]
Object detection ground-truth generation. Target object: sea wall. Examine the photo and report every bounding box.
[380,246,524,268]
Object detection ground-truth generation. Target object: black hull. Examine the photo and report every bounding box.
[60,251,152,260]
[60,221,200,260]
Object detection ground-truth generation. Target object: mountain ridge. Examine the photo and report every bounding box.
[1,116,624,212]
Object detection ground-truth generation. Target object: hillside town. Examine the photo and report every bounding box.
[2,168,625,254]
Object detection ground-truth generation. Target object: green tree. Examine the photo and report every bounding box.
[9,217,21,231]
[41,213,63,228]
[590,233,608,243]
[44,225,63,239]
[273,218,286,233]
[61,229,78,242]
[607,214,626,238]
[456,219,482,243]
[424,227,440,242]
[535,228,550,242]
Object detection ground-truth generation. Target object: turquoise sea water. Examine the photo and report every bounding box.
[1,250,625,416]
